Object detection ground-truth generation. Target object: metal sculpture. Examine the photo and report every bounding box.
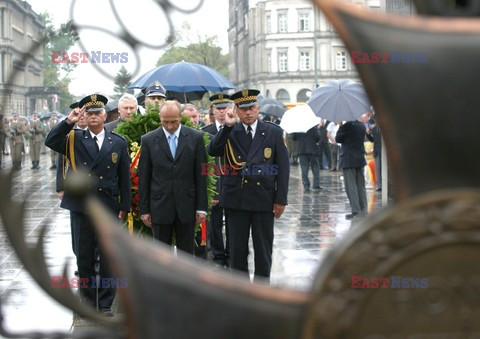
[1,0,480,338]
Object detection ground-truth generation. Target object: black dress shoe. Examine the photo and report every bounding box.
[345,213,358,220]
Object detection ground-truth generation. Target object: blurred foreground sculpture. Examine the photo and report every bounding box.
[2,0,480,338]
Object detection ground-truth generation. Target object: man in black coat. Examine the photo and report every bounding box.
[45,94,131,316]
[336,115,373,220]
[138,101,208,254]
[294,126,321,191]
[202,94,231,267]
[208,89,290,281]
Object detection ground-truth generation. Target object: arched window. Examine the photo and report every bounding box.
[297,89,311,102]
[276,89,290,103]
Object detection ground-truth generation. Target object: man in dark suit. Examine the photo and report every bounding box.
[202,94,231,267]
[104,93,138,132]
[336,114,373,220]
[138,101,208,254]
[45,94,131,316]
[294,126,322,191]
[208,89,290,281]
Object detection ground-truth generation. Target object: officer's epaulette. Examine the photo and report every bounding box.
[110,130,127,141]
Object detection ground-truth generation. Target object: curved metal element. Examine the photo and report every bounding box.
[413,0,480,17]
[0,173,122,333]
[86,198,309,339]
[313,0,480,201]
[302,189,480,338]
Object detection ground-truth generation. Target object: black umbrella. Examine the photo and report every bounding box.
[260,104,287,117]
[104,99,119,113]
[258,96,286,108]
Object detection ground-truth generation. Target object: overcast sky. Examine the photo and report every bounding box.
[27,0,230,98]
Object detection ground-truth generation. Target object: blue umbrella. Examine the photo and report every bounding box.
[307,79,371,122]
[129,61,235,92]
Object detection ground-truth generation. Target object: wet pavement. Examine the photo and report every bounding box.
[0,153,383,335]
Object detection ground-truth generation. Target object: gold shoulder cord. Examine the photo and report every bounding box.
[225,139,246,171]
[63,130,77,179]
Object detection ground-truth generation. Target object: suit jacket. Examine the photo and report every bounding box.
[208,120,289,212]
[293,126,321,156]
[105,118,123,133]
[335,121,370,169]
[45,120,131,214]
[138,125,208,224]
[201,123,218,136]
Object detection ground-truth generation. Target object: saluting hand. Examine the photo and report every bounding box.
[66,106,85,125]
[225,107,237,127]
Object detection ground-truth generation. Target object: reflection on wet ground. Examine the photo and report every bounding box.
[0,156,383,333]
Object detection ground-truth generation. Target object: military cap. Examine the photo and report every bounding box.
[79,94,108,112]
[12,112,19,116]
[209,93,231,108]
[230,89,260,108]
[142,81,166,98]
[69,101,79,109]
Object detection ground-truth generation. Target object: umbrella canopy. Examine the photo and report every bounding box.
[258,96,286,108]
[260,104,287,117]
[129,61,235,92]
[40,112,65,121]
[307,79,370,122]
[279,104,321,134]
[104,99,118,113]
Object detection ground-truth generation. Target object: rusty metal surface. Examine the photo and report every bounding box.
[87,199,309,339]
[314,0,480,201]
[301,189,480,338]
[2,1,480,338]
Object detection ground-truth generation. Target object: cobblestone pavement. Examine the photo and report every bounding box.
[0,153,383,334]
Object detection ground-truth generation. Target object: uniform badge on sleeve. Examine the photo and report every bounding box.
[112,152,118,163]
[264,148,272,159]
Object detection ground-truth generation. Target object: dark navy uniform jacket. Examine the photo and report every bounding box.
[208,120,289,212]
[45,120,131,214]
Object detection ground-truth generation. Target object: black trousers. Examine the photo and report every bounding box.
[209,204,229,265]
[71,211,115,310]
[225,208,274,280]
[153,214,195,255]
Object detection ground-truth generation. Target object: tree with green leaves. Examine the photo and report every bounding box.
[41,13,79,112]
[156,24,229,76]
[113,66,133,98]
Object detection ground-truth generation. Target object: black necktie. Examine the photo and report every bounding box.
[246,125,253,149]
[93,136,100,153]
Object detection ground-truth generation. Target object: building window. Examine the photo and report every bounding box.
[336,51,347,71]
[297,89,312,102]
[278,51,288,72]
[299,51,310,71]
[276,89,290,103]
[266,13,271,33]
[278,13,287,33]
[299,12,310,32]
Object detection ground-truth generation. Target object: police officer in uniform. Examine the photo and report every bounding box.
[203,94,232,267]
[28,112,44,169]
[142,81,166,110]
[45,94,131,315]
[208,89,290,281]
[6,112,28,170]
